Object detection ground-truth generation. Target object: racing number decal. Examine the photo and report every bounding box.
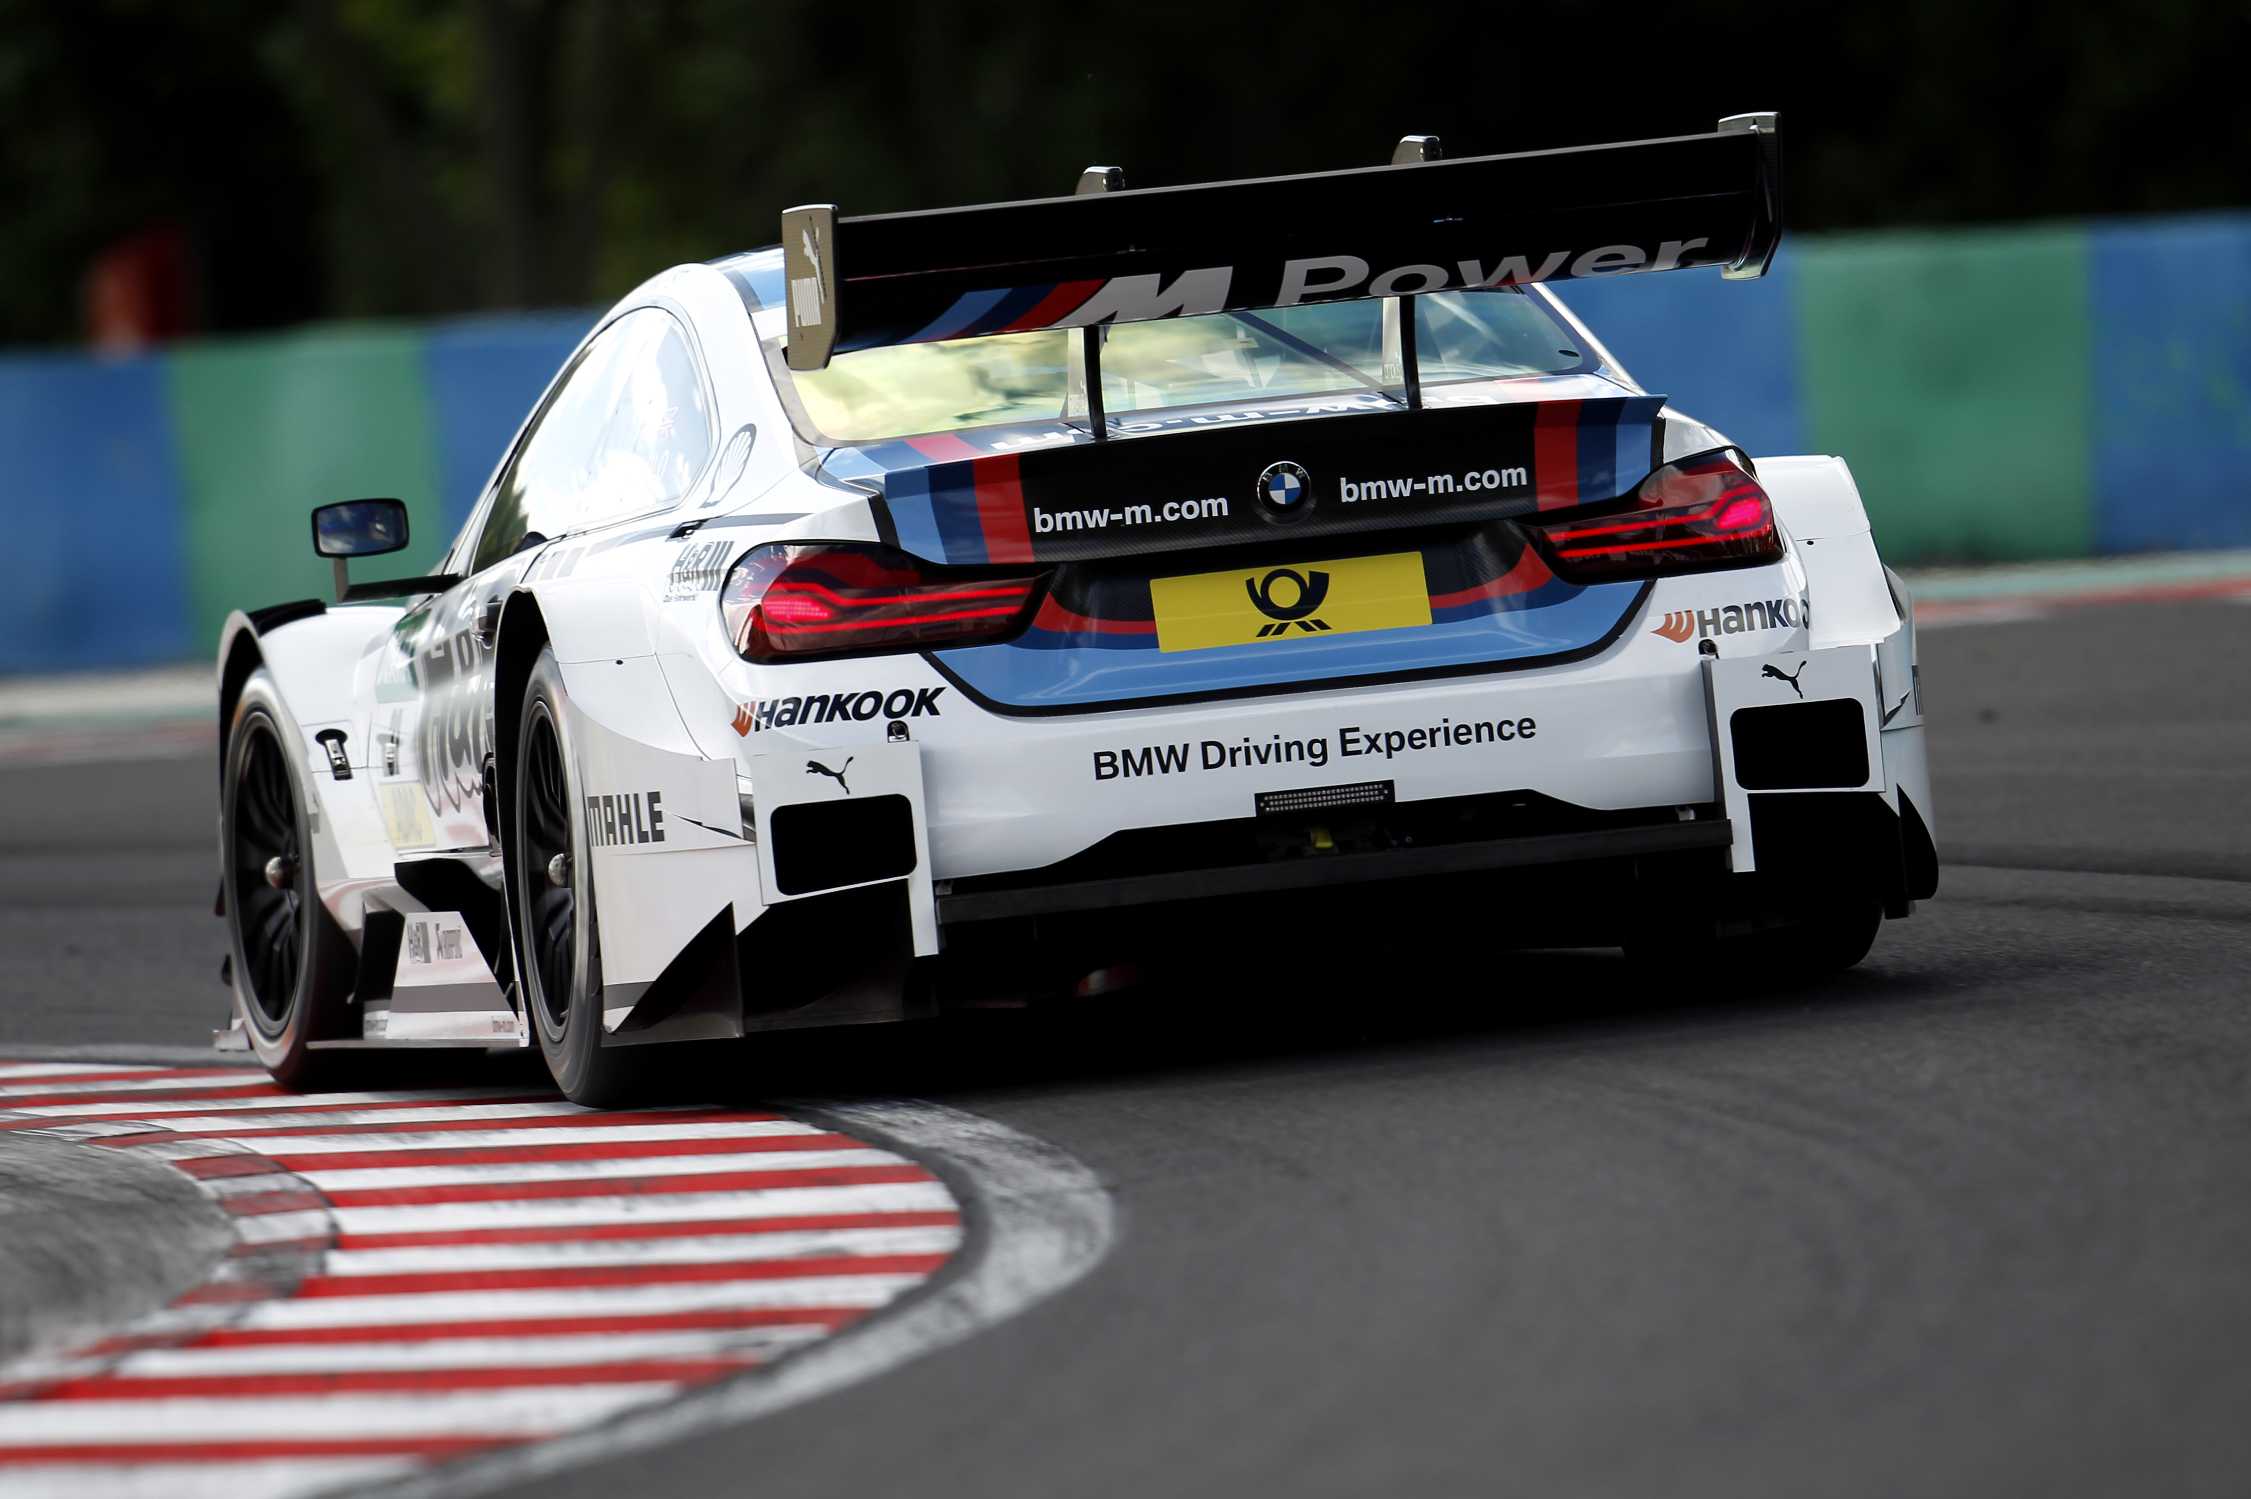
[1149,552,1431,652]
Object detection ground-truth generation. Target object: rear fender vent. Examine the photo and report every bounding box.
[770,795,917,896]
[1730,700,1869,790]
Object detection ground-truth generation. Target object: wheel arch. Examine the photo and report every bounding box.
[216,601,324,787]
[488,572,682,956]
[218,629,265,790]
[216,600,402,783]
[490,589,555,992]
[1757,455,1902,648]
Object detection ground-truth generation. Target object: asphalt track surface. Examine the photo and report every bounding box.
[4,598,2249,1498]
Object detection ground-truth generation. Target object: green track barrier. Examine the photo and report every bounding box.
[165,326,445,651]
[1795,227,2094,563]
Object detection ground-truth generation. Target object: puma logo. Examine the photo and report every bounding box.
[1762,660,1808,699]
[805,757,854,794]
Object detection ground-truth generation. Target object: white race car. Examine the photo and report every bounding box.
[216,113,1936,1102]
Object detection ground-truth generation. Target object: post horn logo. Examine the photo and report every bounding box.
[1246,567,1332,638]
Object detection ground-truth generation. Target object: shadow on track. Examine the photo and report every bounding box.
[640,921,2085,1110]
[261,854,2134,1114]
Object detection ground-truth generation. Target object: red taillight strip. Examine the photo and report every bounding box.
[765,580,1033,608]
[1554,525,1775,559]
[761,604,1029,635]
[1541,487,1766,543]
[727,542,1047,660]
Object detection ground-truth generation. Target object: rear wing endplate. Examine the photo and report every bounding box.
[783,113,1779,371]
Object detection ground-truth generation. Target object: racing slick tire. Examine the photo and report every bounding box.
[1624,899,1882,984]
[222,669,356,1089]
[1731,900,1882,978]
[512,647,649,1107]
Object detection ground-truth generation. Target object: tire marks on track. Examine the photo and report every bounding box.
[0,1062,966,1499]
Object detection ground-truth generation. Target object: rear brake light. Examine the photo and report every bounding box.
[1526,453,1782,581]
[721,543,1042,661]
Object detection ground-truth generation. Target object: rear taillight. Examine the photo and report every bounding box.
[720,543,1042,661]
[1526,452,1782,581]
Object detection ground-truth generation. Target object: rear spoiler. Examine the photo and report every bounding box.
[782,113,1779,371]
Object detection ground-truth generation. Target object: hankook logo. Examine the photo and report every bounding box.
[1652,595,1808,643]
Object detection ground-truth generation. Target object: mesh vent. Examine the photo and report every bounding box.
[1256,781,1395,817]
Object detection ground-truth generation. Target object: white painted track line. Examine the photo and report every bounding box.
[0,1386,677,1440]
[319,1179,961,1235]
[319,1225,963,1275]
[99,1328,833,1378]
[276,1147,899,1191]
[214,1277,929,1331]
[0,1458,414,1499]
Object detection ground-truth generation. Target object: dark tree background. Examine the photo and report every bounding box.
[2,0,2243,344]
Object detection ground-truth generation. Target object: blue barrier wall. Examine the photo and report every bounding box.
[0,354,190,672]
[2089,216,2251,553]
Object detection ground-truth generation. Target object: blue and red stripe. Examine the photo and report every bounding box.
[1533,395,1665,510]
[863,446,1040,566]
[907,280,1107,345]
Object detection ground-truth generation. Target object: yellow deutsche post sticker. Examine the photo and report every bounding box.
[376,781,436,850]
[1150,551,1431,653]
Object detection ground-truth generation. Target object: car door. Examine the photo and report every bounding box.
[372,315,653,856]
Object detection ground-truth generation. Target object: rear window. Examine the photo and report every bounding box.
[773,289,1588,446]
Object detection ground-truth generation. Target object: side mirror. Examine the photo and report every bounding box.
[310,499,457,603]
[312,498,410,559]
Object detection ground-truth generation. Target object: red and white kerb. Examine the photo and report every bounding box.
[0,1061,961,1499]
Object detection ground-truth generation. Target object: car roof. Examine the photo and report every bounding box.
[709,247,785,314]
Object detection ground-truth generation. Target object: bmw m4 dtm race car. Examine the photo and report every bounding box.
[216,113,1937,1102]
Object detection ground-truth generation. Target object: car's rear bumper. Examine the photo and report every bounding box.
[939,814,1736,925]
[581,570,1936,1034]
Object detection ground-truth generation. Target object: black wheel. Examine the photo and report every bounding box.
[223,670,352,1088]
[512,648,646,1106]
[1749,899,1882,976]
[1624,898,1881,983]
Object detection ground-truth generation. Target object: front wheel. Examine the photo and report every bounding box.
[223,670,353,1088]
[512,648,647,1106]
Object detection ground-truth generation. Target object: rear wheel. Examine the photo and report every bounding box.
[1732,900,1881,977]
[223,671,353,1088]
[512,648,647,1106]
[1625,898,1881,983]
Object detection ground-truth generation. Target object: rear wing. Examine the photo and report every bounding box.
[782,113,1779,371]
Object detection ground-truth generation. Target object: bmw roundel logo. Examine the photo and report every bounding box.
[1257,460,1313,517]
